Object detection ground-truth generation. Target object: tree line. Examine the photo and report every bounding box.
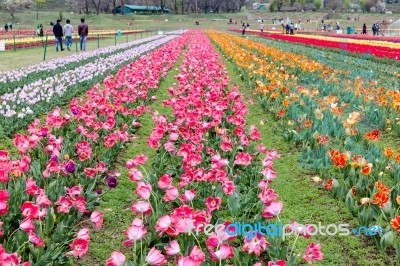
[0,0,249,17]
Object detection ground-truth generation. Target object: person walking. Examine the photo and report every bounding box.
[4,24,8,32]
[242,23,246,35]
[78,18,88,51]
[53,19,64,52]
[39,24,44,37]
[362,23,367,35]
[289,23,294,35]
[372,24,376,36]
[9,23,12,31]
[260,22,264,33]
[63,19,73,51]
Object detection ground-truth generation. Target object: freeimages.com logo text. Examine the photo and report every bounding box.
[188,221,383,241]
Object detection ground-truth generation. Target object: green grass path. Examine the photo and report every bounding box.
[222,52,396,266]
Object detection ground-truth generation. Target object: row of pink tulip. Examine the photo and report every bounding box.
[105,31,323,266]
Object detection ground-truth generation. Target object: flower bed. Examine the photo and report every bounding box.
[103,31,323,266]
[209,30,400,260]
[0,35,165,92]
[0,33,183,137]
[0,32,190,265]
[233,29,400,60]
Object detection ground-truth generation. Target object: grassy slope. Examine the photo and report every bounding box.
[220,47,396,266]
[2,9,399,33]
[81,52,184,265]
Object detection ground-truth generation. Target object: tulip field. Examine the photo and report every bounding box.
[0,28,399,266]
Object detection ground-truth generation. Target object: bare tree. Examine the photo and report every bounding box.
[153,0,167,11]
[110,0,117,14]
[101,0,112,12]
[120,0,125,14]
[91,0,101,14]
[324,0,343,10]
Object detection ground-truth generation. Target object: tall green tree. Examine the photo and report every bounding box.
[314,0,322,9]
[272,0,289,11]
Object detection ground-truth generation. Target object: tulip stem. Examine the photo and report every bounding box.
[15,241,29,253]
[8,227,21,241]
[141,213,144,258]
[134,240,137,261]
[290,233,300,257]
[190,230,203,250]
[380,208,389,223]
[86,176,98,196]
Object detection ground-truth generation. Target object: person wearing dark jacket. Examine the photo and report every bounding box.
[53,20,64,52]
[78,18,89,51]
[362,23,367,35]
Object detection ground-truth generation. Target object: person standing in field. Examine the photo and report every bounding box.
[78,18,88,51]
[260,22,264,33]
[242,23,246,35]
[53,19,64,52]
[40,24,44,37]
[289,23,294,35]
[64,19,73,51]
[362,23,367,35]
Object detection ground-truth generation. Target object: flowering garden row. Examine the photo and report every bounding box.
[0,32,189,265]
[236,30,400,60]
[0,34,164,91]
[0,34,179,138]
[102,31,323,266]
[302,31,400,43]
[209,30,400,258]
[249,33,400,87]
[1,30,147,51]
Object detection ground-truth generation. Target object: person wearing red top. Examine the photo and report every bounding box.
[78,18,89,51]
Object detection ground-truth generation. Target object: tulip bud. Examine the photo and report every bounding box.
[382,201,392,216]
[12,169,22,177]
[64,154,69,160]
[332,178,340,188]
[380,231,395,249]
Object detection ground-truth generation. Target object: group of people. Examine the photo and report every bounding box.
[241,17,301,35]
[52,18,89,52]
[372,23,380,36]
[281,23,297,35]
[361,23,379,35]
[3,23,12,31]
[241,22,250,35]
